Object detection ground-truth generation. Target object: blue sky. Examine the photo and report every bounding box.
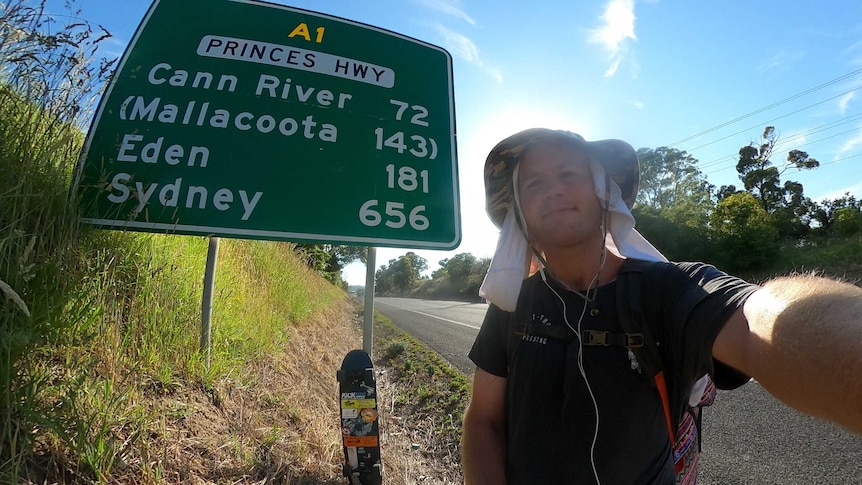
[44,0,862,285]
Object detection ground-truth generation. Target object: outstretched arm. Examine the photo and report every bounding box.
[462,368,508,485]
[713,274,862,434]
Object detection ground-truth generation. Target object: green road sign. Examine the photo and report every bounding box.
[73,0,460,249]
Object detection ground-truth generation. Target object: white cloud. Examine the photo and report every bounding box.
[839,92,855,114]
[634,100,645,109]
[604,59,621,77]
[817,182,862,202]
[836,130,862,158]
[435,25,502,82]
[589,0,637,78]
[437,26,478,61]
[844,39,862,66]
[758,52,787,72]
[97,37,128,59]
[414,0,476,25]
[844,39,862,56]
[756,50,806,74]
[788,136,808,149]
[590,0,637,52]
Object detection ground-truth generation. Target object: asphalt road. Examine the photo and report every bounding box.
[375,297,862,485]
[375,297,481,374]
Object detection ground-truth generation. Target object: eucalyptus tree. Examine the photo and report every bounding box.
[633,147,714,260]
[734,126,819,239]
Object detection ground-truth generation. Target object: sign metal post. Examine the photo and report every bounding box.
[200,237,219,365]
[362,248,377,355]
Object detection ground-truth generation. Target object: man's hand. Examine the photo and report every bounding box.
[713,275,862,435]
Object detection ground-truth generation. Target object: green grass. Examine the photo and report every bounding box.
[372,313,471,452]
[778,237,862,270]
[0,81,346,484]
[0,5,377,482]
[4,227,346,482]
[735,236,862,283]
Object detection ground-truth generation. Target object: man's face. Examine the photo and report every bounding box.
[517,140,604,251]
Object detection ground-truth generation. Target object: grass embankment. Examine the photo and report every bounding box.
[738,238,862,285]
[372,315,470,484]
[0,59,470,484]
[1,172,352,481]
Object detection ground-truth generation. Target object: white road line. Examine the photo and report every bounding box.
[376,300,481,330]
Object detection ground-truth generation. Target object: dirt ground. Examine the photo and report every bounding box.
[102,298,465,484]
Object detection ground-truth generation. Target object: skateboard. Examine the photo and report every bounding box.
[337,349,382,485]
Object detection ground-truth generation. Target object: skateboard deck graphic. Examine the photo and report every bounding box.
[337,349,382,485]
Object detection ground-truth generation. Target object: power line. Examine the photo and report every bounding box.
[697,114,862,171]
[818,152,862,166]
[772,114,862,149]
[704,134,862,177]
[667,67,862,147]
[683,85,862,154]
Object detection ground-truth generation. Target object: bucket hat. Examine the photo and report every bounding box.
[484,128,639,228]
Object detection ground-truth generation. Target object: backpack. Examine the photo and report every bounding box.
[510,260,715,484]
[614,260,714,485]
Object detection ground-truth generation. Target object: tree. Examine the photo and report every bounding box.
[734,127,819,239]
[716,185,740,202]
[390,257,417,291]
[709,192,779,270]
[810,193,861,237]
[633,206,713,262]
[293,244,367,287]
[375,264,394,294]
[402,252,428,276]
[421,253,491,300]
[771,180,815,239]
[736,128,783,212]
[443,253,478,283]
[374,253,427,295]
[834,207,862,237]
[633,147,715,260]
[636,147,714,216]
[442,253,490,300]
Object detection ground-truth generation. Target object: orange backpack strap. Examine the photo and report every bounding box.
[654,372,675,443]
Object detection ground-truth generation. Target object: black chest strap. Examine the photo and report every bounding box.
[513,322,644,349]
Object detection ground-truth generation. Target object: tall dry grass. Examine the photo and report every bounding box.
[1,2,352,482]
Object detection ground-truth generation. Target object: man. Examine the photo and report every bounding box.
[462,128,862,484]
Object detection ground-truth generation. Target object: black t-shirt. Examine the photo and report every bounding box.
[468,260,759,485]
